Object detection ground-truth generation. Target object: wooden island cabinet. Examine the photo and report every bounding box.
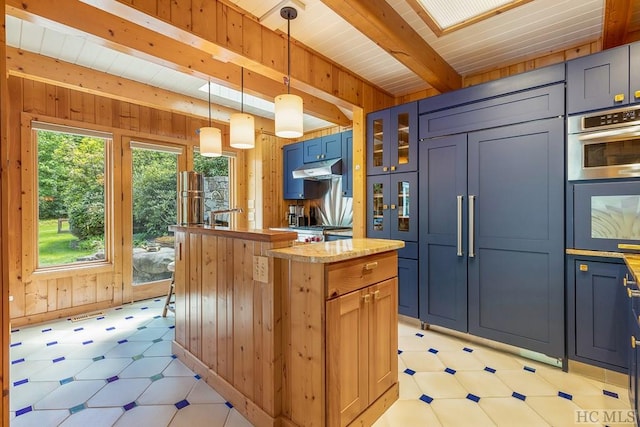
[169,225,402,427]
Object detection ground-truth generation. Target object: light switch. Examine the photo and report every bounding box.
[253,256,268,283]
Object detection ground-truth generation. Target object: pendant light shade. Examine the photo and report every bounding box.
[275,6,303,139]
[199,127,222,157]
[230,68,256,149]
[200,79,222,157]
[230,113,255,149]
[275,94,303,138]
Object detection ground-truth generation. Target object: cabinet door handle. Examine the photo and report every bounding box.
[633,336,639,349]
[390,166,396,171]
[628,288,640,298]
[383,204,388,210]
[383,166,389,172]
[364,261,378,271]
[179,242,183,261]
[468,195,476,258]
[635,90,640,99]
[363,293,371,303]
[372,290,381,300]
[625,275,637,287]
[614,93,625,102]
[390,204,396,210]
[457,195,463,257]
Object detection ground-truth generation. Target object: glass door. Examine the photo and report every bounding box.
[390,173,417,242]
[366,175,389,239]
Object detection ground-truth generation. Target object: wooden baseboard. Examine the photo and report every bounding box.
[347,382,399,427]
[10,300,116,327]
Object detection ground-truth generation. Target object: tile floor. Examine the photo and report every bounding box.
[9,298,634,426]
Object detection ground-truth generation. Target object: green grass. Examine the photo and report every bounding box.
[38,219,95,267]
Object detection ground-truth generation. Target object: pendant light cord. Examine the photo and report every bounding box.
[287,17,291,95]
[241,68,244,114]
[207,79,212,127]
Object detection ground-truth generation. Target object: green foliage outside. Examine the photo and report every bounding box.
[193,152,228,176]
[38,219,94,266]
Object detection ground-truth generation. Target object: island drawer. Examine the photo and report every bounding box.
[325,251,397,298]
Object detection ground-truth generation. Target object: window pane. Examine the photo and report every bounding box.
[37,129,108,267]
[193,151,231,226]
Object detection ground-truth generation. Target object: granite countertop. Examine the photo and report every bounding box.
[267,238,404,263]
[168,225,297,243]
[624,254,640,281]
[566,248,625,259]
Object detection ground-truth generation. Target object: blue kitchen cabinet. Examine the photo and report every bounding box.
[303,134,341,162]
[567,44,632,114]
[366,172,417,242]
[283,142,322,200]
[398,257,418,318]
[419,118,565,358]
[367,102,418,175]
[341,131,353,197]
[569,260,628,371]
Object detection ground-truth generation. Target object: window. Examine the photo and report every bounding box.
[193,149,233,226]
[33,123,112,268]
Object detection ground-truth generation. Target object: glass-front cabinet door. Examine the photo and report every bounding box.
[366,102,417,175]
[390,173,418,241]
[367,176,389,239]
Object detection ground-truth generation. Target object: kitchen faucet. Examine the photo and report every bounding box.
[211,207,243,215]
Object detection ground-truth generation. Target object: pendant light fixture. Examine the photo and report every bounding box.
[274,6,303,139]
[200,79,222,157]
[230,68,256,149]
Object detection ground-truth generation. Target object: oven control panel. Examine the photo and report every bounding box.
[583,107,640,129]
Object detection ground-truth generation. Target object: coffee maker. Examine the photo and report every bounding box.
[288,205,306,227]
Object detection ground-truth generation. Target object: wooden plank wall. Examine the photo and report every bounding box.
[1,0,9,423]
[6,76,285,326]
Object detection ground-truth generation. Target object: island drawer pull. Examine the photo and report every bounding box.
[363,293,371,303]
[364,262,378,271]
[633,336,639,349]
[372,290,381,300]
[628,288,640,298]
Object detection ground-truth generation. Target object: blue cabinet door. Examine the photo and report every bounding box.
[391,103,418,173]
[467,118,565,357]
[366,175,390,239]
[631,42,640,106]
[302,137,322,163]
[398,257,418,318]
[389,172,418,242]
[367,110,390,175]
[283,142,304,199]
[567,45,629,114]
[575,261,628,370]
[341,131,353,197]
[418,134,468,332]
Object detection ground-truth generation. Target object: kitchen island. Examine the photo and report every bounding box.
[168,225,403,427]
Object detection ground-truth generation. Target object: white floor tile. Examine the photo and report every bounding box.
[75,358,133,380]
[10,380,60,411]
[143,340,173,357]
[113,404,177,426]
[454,371,513,398]
[430,398,497,427]
[435,350,486,371]
[104,341,153,358]
[412,372,468,399]
[495,369,559,397]
[163,358,196,377]
[118,356,173,378]
[187,379,227,404]
[58,407,124,427]
[34,380,105,410]
[526,395,589,427]
[10,359,52,381]
[29,358,93,382]
[377,399,442,427]
[223,408,254,427]
[479,397,550,426]
[126,327,169,341]
[400,351,445,372]
[9,409,69,427]
[86,378,151,407]
[137,376,197,405]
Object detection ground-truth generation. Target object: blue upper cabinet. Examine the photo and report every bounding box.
[367,102,418,175]
[341,131,353,198]
[283,142,322,200]
[567,44,631,114]
[366,172,418,242]
[303,134,342,162]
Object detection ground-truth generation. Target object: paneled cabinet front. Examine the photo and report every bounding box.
[283,142,321,200]
[303,134,342,162]
[567,43,640,114]
[570,260,629,371]
[367,102,418,175]
[419,118,565,357]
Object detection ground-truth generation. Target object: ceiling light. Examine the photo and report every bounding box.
[200,79,222,157]
[274,6,303,139]
[230,68,255,149]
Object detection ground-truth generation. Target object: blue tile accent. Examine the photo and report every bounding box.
[118,339,128,344]
[53,357,65,363]
[154,299,161,302]
[169,325,175,329]
[172,354,177,359]
[125,316,134,320]
[107,376,119,383]
[152,338,163,343]
[11,328,20,333]
[403,368,416,376]
[397,349,403,354]
[96,316,105,320]
[106,327,116,331]
[13,378,28,387]
[558,391,573,400]
[603,389,619,399]
[445,367,456,375]
[225,401,234,409]
[70,404,86,414]
[195,374,201,380]
[73,327,84,332]
[415,333,424,337]
[484,367,496,373]
[123,402,137,411]
[175,399,190,410]
[42,328,52,333]
[512,392,526,401]
[463,347,474,353]
[83,340,94,345]
[419,394,433,404]
[60,377,73,385]
[10,342,22,347]
[428,348,438,354]
[137,326,147,330]
[16,406,33,416]
[11,358,25,365]
[46,341,58,346]
[93,355,105,362]
[150,373,164,382]
[523,366,536,373]
[115,307,123,310]
[141,307,149,310]
[466,393,480,402]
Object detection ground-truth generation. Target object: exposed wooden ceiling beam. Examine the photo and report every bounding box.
[320,0,461,93]
[603,0,634,49]
[5,0,354,126]
[5,47,276,132]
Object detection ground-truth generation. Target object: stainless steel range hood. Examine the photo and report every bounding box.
[292,158,342,180]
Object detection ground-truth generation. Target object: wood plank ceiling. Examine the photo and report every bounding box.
[4,0,640,131]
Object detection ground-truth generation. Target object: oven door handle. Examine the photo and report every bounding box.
[578,125,640,141]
